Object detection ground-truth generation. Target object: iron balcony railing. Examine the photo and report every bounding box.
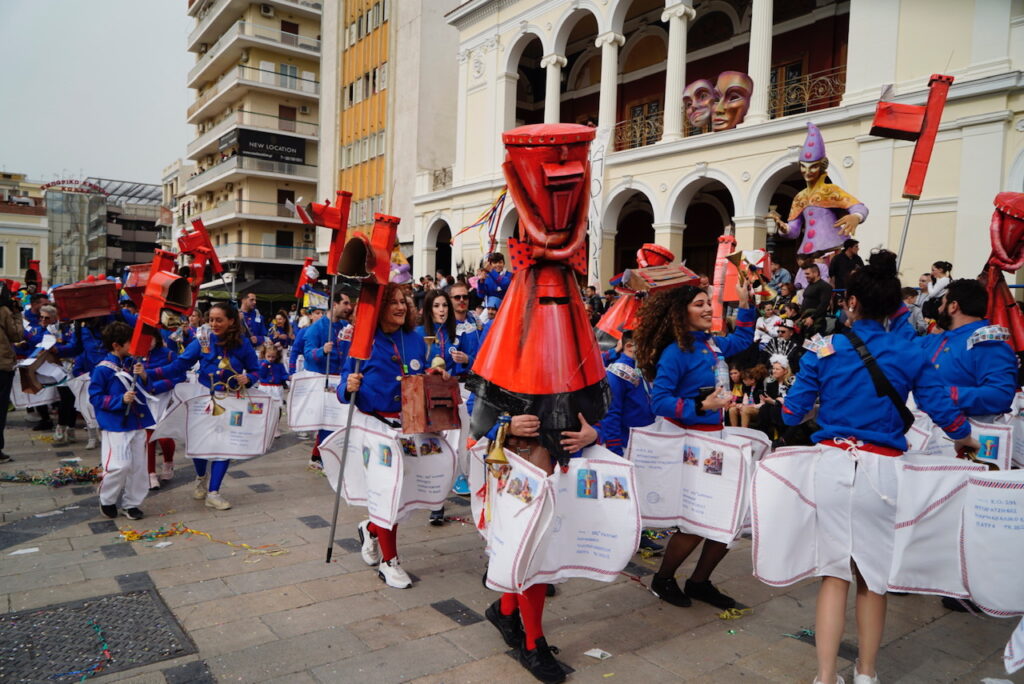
[188,20,320,84]
[216,241,313,261]
[188,199,300,223]
[185,156,317,194]
[188,65,320,119]
[188,110,318,156]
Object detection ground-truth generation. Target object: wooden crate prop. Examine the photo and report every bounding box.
[400,374,462,434]
[53,280,119,320]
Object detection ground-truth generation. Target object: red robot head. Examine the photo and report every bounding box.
[636,243,674,268]
[501,124,594,262]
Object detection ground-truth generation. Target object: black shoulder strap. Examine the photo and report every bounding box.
[840,329,915,434]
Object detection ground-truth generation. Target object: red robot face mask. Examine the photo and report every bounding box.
[502,124,594,262]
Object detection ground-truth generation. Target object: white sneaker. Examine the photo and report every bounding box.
[160,462,174,481]
[85,428,99,450]
[813,677,845,684]
[149,473,161,490]
[378,558,412,589]
[192,474,208,500]
[205,491,231,510]
[357,520,380,566]
[52,425,68,446]
[853,663,879,684]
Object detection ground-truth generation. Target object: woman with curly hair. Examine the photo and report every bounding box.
[633,279,753,610]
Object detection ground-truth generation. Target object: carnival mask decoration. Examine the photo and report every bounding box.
[711,71,753,131]
[683,78,715,130]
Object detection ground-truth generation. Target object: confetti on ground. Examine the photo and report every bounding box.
[118,522,288,558]
[7,547,39,556]
[47,619,112,681]
[0,466,103,488]
[718,608,752,620]
[784,628,816,640]
[34,510,64,518]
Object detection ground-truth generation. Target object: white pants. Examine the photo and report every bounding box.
[99,430,149,508]
[814,445,899,594]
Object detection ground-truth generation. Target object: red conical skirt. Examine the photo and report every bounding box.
[595,294,640,341]
[472,263,606,396]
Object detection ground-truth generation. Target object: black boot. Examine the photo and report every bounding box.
[516,636,565,684]
[485,600,523,648]
[650,575,691,607]
[685,579,736,609]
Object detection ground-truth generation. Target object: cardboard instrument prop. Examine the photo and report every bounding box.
[53,276,119,321]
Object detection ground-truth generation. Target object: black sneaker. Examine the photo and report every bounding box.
[516,636,566,684]
[545,583,556,597]
[650,575,691,607]
[122,508,144,521]
[33,421,54,432]
[0,452,12,464]
[941,596,976,613]
[429,507,445,526]
[685,579,736,609]
[485,600,524,648]
[638,535,664,554]
[100,504,117,519]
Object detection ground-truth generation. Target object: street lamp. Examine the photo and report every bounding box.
[223,269,236,301]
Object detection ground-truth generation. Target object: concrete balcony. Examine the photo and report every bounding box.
[187,109,318,160]
[187,199,304,228]
[188,21,320,89]
[188,0,322,51]
[185,155,317,195]
[216,241,314,264]
[187,65,319,124]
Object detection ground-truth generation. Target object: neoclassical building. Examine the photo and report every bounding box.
[410,0,1024,286]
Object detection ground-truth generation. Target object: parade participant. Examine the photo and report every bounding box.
[33,305,78,446]
[768,122,869,257]
[258,344,289,402]
[149,302,259,510]
[269,310,293,349]
[449,282,481,374]
[139,330,180,490]
[89,321,159,521]
[0,282,23,463]
[478,296,501,343]
[595,329,653,456]
[777,250,977,684]
[239,292,267,347]
[22,292,46,330]
[475,252,512,302]
[342,281,428,589]
[304,290,353,467]
[634,279,753,609]
[417,289,459,373]
[290,307,323,374]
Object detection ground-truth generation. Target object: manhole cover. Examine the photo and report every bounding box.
[0,590,196,682]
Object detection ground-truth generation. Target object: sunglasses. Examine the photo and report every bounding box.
[451,294,469,301]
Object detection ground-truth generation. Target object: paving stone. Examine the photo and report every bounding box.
[347,604,459,649]
[298,514,329,529]
[101,542,138,559]
[207,625,364,682]
[117,571,156,592]
[157,579,236,609]
[228,469,251,478]
[430,598,484,626]
[335,537,362,553]
[189,617,278,657]
[9,577,122,612]
[72,486,94,495]
[177,585,315,631]
[261,591,394,639]
[162,659,215,684]
[248,483,273,493]
[310,633,473,683]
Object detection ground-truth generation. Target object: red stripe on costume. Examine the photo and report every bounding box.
[674,399,684,420]
[950,386,959,404]
[735,320,754,327]
[782,404,795,415]
[944,414,967,433]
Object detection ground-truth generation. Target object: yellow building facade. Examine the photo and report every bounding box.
[0,173,48,285]
[411,0,1024,287]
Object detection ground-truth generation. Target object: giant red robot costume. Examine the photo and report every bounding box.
[466,124,609,465]
[982,192,1024,353]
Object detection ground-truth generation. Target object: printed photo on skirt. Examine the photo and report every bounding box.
[318,409,458,530]
[151,392,280,459]
[287,371,345,431]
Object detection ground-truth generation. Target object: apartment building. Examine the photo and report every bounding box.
[184,0,324,286]
[0,173,48,285]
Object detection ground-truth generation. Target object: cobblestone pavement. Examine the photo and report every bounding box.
[1,410,1020,683]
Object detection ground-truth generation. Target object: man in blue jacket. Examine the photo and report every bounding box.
[240,292,267,346]
[475,252,512,302]
[304,289,354,467]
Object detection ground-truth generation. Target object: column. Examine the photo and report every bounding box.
[841,0,898,106]
[595,32,625,130]
[660,3,696,142]
[653,221,685,259]
[732,215,767,251]
[540,53,567,124]
[955,121,1006,278]
[743,0,772,126]
[453,50,470,185]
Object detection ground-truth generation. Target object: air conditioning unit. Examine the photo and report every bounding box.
[205,192,214,202]
[225,183,234,191]
[303,230,314,242]
[199,42,209,54]
[260,4,274,17]
[240,48,250,64]
[299,104,310,115]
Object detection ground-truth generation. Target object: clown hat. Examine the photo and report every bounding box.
[389,263,412,285]
[800,122,826,163]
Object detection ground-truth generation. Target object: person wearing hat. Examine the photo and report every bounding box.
[478,296,502,344]
[830,239,864,291]
[766,318,804,374]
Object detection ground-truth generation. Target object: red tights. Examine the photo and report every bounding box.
[145,429,175,474]
[366,522,398,562]
[500,584,547,649]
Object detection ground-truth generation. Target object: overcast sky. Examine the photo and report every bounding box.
[0,1,193,185]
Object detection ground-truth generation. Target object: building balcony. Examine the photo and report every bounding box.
[216,241,314,263]
[187,199,304,228]
[188,0,322,52]
[188,109,318,160]
[188,20,320,88]
[188,65,319,124]
[612,65,847,152]
[185,155,317,195]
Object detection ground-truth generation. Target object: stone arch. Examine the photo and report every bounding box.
[566,45,602,91]
[666,167,743,224]
[422,213,454,279]
[503,28,549,76]
[748,151,848,217]
[696,1,743,34]
[602,179,663,235]
[692,192,731,227]
[497,206,519,245]
[552,3,606,56]
[609,0,663,35]
[619,25,668,73]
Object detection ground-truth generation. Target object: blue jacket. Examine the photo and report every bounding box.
[596,355,654,455]
[651,308,756,427]
[782,319,970,451]
[339,328,427,415]
[454,313,483,374]
[57,311,137,377]
[416,324,461,374]
[241,308,268,346]
[476,269,512,301]
[289,325,309,373]
[259,360,289,385]
[151,334,260,389]
[303,316,351,374]
[89,354,155,431]
[140,345,182,395]
[916,320,1017,417]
